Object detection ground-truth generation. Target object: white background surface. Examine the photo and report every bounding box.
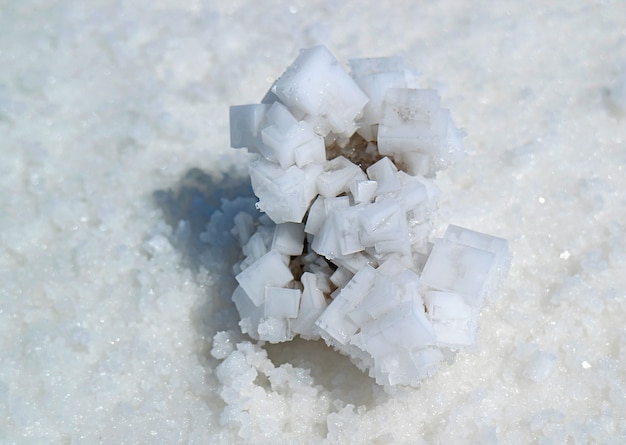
[1,0,625,443]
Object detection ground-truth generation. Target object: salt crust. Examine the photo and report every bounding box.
[229,46,510,386]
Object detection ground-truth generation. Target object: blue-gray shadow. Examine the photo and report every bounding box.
[153,168,385,407]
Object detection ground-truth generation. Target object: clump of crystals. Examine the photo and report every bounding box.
[228,46,510,387]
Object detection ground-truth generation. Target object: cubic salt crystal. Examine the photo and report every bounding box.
[292,272,328,339]
[264,286,301,318]
[358,199,408,247]
[317,156,367,198]
[232,286,261,337]
[374,239,411,259]
[358,269,420,321]
[394,172,430,212]
[294,134,326,167]
[425,290,478,347]
[271,222,305,256]
[330,267,353,288]
[260,102,326,168]
[336,265,377,305]
[443,225,510,275]
[249,157,319,223]
[431,319,477,347]
[229,104,272,153]
[304,196,327,235]
[357,277,397,321]
[241,232,268,264]
[349,57,408,141]
[424,290,474,320]
[366,156,401,196]
[352,330,389,362]
[420,237,497,306]
[379,350,424,386]
[330,251,374,274]
[378,300,435,350]
[332,205,366,256]
[271,45,369,137]
[310,211,341,259]
[395,151,432,176]
[324,195,350,212]
[350,180,378,204]
[377,88,447,159]
[302,162,323,201]
[235,249,293,306]
[311,198,362,259]
[315,296,360,345]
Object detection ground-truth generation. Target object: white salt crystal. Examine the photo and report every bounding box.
[229,103,272,153]
[395,151,432,176]
[349,56,408,141]
[292,272,328,339]
[260,102,325,168]
[264,286,301,318]
[241,232,268,264]
[332,206,366,256]
[235,249,293,306]
[424,290,475,320]
[315,296,360,345]
[443,225,511,298]
[366,156,401,196]
[420,238,497,306]
[331,251,374,274]
[324,195,350,212]
[357,199,408,249]
[231,286,262,337]
[330,267,353,288]
[378,300,435,350]
[271,222,305,256]
[293,128,326,167]
[317,156,367,199]
[431,318,477,347]
[427,300,477,348]
[350,179,378,204]
[310,211,341,259]
[443,225,509,267]
[303,196,327,235]
[336,265,377,305]
[378,89,443,150]
[271,45,369,137]
[227,45,510,389]
[394,172,430,212]
[249,157,319,223]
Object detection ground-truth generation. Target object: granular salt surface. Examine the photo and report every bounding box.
[1,1,625,444]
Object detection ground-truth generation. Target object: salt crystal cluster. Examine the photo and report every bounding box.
[228,46,510,386]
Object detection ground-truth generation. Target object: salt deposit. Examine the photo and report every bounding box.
[2,1,625,444]
[227,46,510,386]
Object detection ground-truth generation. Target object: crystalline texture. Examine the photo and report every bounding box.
[226,45,510,387]
[271,45,369,138]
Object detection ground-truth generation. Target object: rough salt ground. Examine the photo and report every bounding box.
[1,0,625,444]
